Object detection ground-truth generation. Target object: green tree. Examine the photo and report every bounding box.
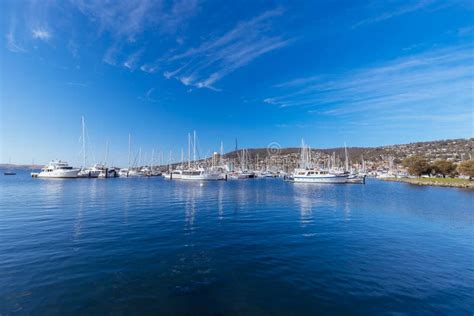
[432,160,456,178]
[457,160,474,180]
[402,156,430,177]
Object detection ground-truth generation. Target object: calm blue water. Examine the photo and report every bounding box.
[1,171,473,315]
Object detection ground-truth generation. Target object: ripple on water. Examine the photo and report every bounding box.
[0,175,473,315]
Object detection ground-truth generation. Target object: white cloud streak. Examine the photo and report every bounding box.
[6,19,26,52]
[31,27,52,40]
[353,0,436,28]
[123,50,144,70]
[72,0,200,71]
[162,7,293,90]
[265,45,473,124]
[72,0,198,41]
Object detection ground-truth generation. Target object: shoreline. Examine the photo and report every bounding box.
[381,177,474,189]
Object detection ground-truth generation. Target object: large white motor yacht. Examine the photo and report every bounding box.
[289,168,348,184]
[181,168,220,181]
[37,160,80,178]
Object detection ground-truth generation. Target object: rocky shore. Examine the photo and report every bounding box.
[382,177,474,189]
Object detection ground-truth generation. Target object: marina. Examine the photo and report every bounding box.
[2,1,472,314]
[26,120,373,184]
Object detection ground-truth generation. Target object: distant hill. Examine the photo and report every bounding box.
[0,164,43,170]
[223,138,473,163]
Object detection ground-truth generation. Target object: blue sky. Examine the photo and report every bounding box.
[1,0,473,166]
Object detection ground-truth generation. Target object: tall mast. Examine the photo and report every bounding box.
[344,142,349,172]
[220,141,224,165]
[81,116,86,167]
[138,147,142,167]
[105,141,109,165]
[193,130,196,167]
[151,149,155,168]
[188,133,191,169]
[128,134,131,169]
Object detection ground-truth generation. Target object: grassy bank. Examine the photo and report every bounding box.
[383,177,474,189]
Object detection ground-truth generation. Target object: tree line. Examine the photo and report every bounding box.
[402,157,474,179]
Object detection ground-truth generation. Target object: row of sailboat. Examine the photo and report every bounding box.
[31,117,365,184]
[163,131,224,180]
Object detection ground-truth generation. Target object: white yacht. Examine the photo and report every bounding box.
[287,139,348,184]
[37,160,80,178]
[289,168,349,183]
[95,164,118,178]
[176,131,221,181]
[228,171,255,179]
[118,168,143,177]
[128,169,144,177]
[346,173,366,184]
[77,164,101,178]
[181,168,220,181]
[118,168,130,177]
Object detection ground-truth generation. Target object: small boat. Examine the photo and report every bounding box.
[164,169,183,180]
[4,172,16,176]
[127,169,144,177]
[37,160,80,178]
[118,168,143,177]
[97,164,118,178]
[118,168,129,177]
[259,171,276,178]
[346,174,366,184]
[228,171,255,179]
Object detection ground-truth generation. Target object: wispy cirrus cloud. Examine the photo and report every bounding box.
[162,7,294,90]
[31,27,52,40]
[353,0,436,28]
[72,0,200,70]
[265,45,473,124]
[6,18,26,53]
[65,82,88,87]
[73,0,157,41]
[72,0,199,40]
[123,49,144,70]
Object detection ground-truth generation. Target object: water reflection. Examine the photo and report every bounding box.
[292,184,323,226]
[217,183,224,220]
[39,179,68,207]
[1,174,474,315]
[74,196,83,241]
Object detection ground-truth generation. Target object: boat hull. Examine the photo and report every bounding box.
[164,173,183,179]
[37,170,79,178]
[77,170,100,178]
[346,175,366,184]
[291,175,349,184]
[181,174,220,181]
